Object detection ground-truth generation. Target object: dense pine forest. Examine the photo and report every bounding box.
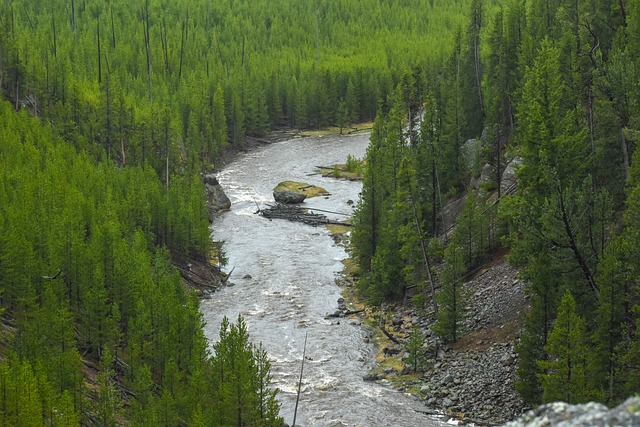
[0,0,483,425]
[1,0,639,424]
[351,0,640,409]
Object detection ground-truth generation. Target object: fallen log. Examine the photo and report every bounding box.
[379,325,401,345]
[260,203,351,227]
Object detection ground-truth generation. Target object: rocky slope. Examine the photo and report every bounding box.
[343,252,529,425]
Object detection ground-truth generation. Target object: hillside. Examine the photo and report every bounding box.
[348,0,640,419]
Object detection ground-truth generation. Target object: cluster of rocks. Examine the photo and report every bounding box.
[503,396,640,427]
[417,343,526,424]
[462,257,528,333]
[358,255,529,425]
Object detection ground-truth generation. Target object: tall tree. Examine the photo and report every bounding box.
[538,290,590,403]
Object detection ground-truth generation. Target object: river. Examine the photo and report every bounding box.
[200,133,449,427]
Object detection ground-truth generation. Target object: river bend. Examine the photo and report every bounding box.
[201,133,447,427]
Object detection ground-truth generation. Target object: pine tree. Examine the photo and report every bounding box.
[433,241,466,343]
[211,316,282,427]
[538,290,590,403]
[405,326,426,373]
[93,348,123,427]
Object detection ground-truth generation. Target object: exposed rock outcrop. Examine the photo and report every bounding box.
[502,396,640,427]
[204,174,231,220]
[500,156,522,196]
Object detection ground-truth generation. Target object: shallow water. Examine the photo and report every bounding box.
[201,133,447,427]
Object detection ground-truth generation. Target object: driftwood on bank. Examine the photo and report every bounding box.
[259,203,352,227]
[379,325,401,345]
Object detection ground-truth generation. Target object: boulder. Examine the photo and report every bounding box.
[462,138,483,171]
[203,174,231,220]
[363,371,382,381]
[500,157,522,196]
[273,190,307,204]
[502,397,640,427]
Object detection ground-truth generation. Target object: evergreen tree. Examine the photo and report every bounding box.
[538,290,590,403]
[211,316,282,427]
[433,241,466,343]
[405,326,426,373]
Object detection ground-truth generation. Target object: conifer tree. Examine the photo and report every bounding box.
[405,326,426,373]
[538,290,590,403]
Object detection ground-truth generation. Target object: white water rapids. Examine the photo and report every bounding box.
[200,133,449,427]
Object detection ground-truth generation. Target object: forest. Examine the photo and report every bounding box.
[0,0,484,425]
[351,0,640,408]
[1,0,639,424]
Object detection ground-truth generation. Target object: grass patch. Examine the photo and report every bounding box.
[316,165,363,180]
[273,181,328,198]
[327,223,350,236]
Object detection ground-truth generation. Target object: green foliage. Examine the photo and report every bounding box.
[405,326,427,373]
[433,241,467,343]
[538,290,590,403]
[211,316,282,427]
[0,100,280,424]
[345,154,363,175]
[0,0,479,177]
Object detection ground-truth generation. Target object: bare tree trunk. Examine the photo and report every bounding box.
[71,0,76,34]
[97,20,102,84]
[621,128,630,181]
[143,0,152,103]
[473,37,484,118]
[110,6,116,48]
[411,202,438,317]
[178,23,185,83]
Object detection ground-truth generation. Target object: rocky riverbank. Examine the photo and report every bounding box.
[334,252,529,425]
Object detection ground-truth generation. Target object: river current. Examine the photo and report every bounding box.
[200,133,448,427]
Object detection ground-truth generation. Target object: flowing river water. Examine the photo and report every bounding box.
[200,133,448,427]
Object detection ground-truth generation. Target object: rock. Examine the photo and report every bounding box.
[500,157,522,196]
[325,310,344,318]
[243,274,252,279]
[442,397,454,408]
[392,316,403,326]
[203,174,231,220]
[363,371,382,381]
[273,190,307,204]
[502,397,640,427]
[347,199,354,205]
[500,355,514,366]
[383,346,401,356]
[462,138,482,170]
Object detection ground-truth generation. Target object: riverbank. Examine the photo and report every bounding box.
[202,132,450,426]
[216,123,373,171]
[329,237,528,425]
[180,124,371,295]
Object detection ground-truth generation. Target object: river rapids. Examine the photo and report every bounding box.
[200,133,449,427]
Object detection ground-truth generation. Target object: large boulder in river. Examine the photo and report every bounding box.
[273,190,307,204]
[272,181,327,204]
[204,173,231,220]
